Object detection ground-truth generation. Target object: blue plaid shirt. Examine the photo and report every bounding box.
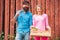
[16,10,33,34]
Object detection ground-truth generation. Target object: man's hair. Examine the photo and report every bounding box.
[22,1,30,5]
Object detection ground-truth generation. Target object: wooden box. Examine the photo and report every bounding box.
[30,28,51,37]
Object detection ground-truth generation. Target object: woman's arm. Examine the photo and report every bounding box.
[45,14,51,31]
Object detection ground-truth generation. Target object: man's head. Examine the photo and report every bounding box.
[22,1,30,12]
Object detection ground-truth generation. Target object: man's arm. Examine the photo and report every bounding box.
[11,10,21,24]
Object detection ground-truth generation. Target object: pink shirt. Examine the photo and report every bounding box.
[32,14,49,31]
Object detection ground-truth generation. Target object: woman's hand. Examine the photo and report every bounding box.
[46,26,51,33]
[31,27,38,33]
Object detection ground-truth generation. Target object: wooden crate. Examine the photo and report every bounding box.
[30,28,51,37]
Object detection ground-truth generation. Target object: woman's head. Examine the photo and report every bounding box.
[36,5,42,12]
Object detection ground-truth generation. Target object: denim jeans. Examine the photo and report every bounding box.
[15,32,30,40]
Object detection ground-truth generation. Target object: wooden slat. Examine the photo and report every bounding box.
[50,0,55,40]
[16,0,21,11]
[58,0,60,37]
[37,0,41,5]
[31,0,34,14]
[16,0,24,11]
[0,0,2,37]
[42,0,46,13]
[20,0,24,9]
[31,0,36,14]
[46,0,50,15]
[33,0,37,14]
[10,0,15,40]
[4,0,9,40]
[55,0,59,37]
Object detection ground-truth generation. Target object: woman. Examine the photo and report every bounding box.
[32,5,51,40]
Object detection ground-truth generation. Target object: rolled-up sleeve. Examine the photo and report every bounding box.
[15,10,21,21]
[45,14,50,28]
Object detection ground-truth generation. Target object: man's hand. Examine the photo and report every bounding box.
[10,18,16,25]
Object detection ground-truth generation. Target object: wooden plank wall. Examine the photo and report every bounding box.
[0,0,60,40]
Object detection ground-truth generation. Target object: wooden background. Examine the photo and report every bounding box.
[0,0,60,40]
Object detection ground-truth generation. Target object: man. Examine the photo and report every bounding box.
[11,1,33,40]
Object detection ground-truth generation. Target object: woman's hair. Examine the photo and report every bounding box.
[36,4,42,10]
[34,4,43,14]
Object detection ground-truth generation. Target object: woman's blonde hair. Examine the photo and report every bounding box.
[35,4,42,10]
